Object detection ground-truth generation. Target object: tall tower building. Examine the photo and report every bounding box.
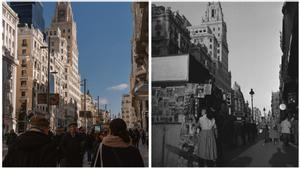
[9,2,45,31]
[50,2,81,125]
[189,2,231,93]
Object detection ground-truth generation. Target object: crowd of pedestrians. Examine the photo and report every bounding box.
[3,115,145,167]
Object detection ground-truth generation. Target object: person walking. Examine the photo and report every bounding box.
[60,122,85,167]
[292,115,298,145]
[280,116,291,146]
[263,124,269,144]
[6,129,17,147]
[3,116,58,167]
[194,108,218,167]
[92,118,144,167]
[141,129,146,145]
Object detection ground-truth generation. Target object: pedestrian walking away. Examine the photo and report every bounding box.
[280,116,291,146]
[194,108,218,167]
[60,122,85,167]
[92,118,144,167]
[5,129,17,148]
[3,116,58,167]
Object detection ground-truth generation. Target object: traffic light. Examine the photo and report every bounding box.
[226,93,231,105]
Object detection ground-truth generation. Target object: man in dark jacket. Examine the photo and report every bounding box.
[3,116,58,167]
[6,129,17,147]
[60,122,85,167]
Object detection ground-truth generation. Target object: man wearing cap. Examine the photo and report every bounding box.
[3,116,59,167]
[60,122,85,167]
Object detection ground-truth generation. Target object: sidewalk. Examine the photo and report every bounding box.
[224,139,298,167]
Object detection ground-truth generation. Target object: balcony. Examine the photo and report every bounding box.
[135,65,147,77]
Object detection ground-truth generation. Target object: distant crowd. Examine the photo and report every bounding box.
[3,116,147,167]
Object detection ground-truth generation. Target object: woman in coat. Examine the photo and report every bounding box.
[92,118,144,167]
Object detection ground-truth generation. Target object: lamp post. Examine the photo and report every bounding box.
[80,78,87,133]
[41,36,51,118]
[249,88,255,123]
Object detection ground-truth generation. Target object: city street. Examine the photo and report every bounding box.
[223,139,298,167]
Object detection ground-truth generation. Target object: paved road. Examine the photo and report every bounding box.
[224,140,298,167]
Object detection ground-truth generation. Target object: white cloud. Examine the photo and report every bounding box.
[99,98,109,105]
[107,83,128,91]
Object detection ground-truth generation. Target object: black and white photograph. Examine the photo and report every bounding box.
[152,1,298,167]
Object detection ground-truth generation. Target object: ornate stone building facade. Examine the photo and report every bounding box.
[232,82,245,119]
[129,2,148,130]
[81,91,97,129]
[279,2,298,120]
[188,2,231,93]
[271,91,280,124]
[2,2,19,133]
[121,94,136,128]
[44,27,68,129]
[50,2,82,125]
[16,25,48,132]
[152,4,191,57]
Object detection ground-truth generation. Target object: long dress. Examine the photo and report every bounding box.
[196,115,217,160]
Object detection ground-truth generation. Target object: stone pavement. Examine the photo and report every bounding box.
[224,139,298,167]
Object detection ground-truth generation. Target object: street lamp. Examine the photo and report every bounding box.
[40,36,51,118]
[249,88,255,123]
[80,78,87,133]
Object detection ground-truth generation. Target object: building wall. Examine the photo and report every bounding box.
[2,2,19,133]
[16,25,48,132]
[152,4,191,57]
[271,91,280,123]
[50,2,81,125]
[131,2,149,130]
[188,2,231,93]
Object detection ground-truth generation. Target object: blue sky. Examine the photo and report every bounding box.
[43,2,133,116]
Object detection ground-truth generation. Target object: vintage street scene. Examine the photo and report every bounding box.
[152,2,298,167]
[2,1,148,167]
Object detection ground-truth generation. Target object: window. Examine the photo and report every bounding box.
[200,30,202,33]
[54,31,56,35]
[63,29,65,33]
[217,49,220,53]
[21,81,27,86]
[212,9,215,17]
[61,49,63,54]
[22,49,26,55]
[218,43,220,47]
[203,29,206,32]
[21,70,26,76]
[68,36,70,39]
[210,38,212,42]
[218,27,220,31]
[61,42,64,46]
[210,44,212,49]
[50,31,52,35]
[213,27,215,31]
[22,39,27,46]
[218,33,220,37]
[68,29,70,33]
[195,30,198,33]
[21,91,26,97]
